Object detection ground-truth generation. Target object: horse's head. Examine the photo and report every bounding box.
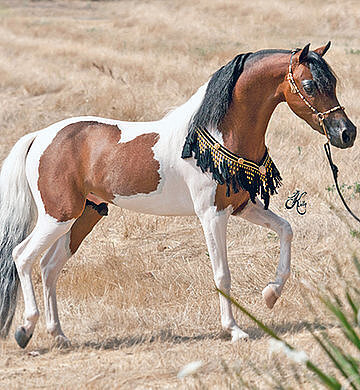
[283,42,356,149]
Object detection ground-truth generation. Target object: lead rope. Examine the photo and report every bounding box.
[324,141,360,224]
[287,49,359,224]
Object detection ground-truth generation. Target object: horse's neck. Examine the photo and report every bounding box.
[220,53,289,162]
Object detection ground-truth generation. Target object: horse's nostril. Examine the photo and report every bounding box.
[342,130,350,144]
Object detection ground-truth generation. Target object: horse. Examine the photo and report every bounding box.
[0,42,356,349]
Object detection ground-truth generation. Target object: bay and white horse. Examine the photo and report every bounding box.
[0,43,356,348]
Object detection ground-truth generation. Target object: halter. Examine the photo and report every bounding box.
[287,50,360,224]
[286,49,344,142]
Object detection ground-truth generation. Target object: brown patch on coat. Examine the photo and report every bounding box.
[38,121,160,222]
[215,184,249,214]
[69,201,105,254]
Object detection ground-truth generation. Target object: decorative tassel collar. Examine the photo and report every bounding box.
[181,127,282,209]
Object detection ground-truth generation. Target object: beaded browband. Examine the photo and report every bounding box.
[286,49,344,141]
[181,127,282,209]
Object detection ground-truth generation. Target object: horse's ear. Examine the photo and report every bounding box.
[299,43,310,63]
[314,41,331,57]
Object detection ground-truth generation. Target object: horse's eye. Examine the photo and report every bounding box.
[301,80,315,95]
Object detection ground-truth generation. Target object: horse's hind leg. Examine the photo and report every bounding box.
[12,216,74,348]
[41,203,105,347]
[40,233,72,347]
[237,198,293,309]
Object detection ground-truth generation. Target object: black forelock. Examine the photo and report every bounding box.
[305,51,337,94]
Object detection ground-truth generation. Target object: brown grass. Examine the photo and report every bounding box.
[0,0,360,388]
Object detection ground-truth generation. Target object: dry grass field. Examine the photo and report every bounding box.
[0,0,360,388]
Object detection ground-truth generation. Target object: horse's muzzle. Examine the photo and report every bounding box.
[329,118,357,149]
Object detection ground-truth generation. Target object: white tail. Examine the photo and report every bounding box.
[0,131,39,337]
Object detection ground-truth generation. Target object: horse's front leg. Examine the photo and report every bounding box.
[196,206,249,342]
[237,198,293,309]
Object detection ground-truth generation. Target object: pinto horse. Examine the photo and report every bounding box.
[0,43,356,348]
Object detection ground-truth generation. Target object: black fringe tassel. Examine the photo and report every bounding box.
[181,129,282,209]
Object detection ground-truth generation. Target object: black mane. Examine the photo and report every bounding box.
[187,49,294,134]
[188,52,252,133]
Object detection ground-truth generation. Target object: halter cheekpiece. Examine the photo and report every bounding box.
[286,49,344,141]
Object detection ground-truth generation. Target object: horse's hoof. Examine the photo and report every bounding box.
[231,327,249,343]
[14,327,33,349]
[54,335,71,349]
[262,284,279,309]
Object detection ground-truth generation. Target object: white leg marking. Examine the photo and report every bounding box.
[40,232,72,345]
[239,199,293,308]
[197,207,249,342]
[13,216,74,338]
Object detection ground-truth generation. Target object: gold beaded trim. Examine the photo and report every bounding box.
[195,127,270,185]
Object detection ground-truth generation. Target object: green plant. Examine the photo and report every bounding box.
[348,49,360,55]
[326,183,360,199]
[350,230,360,240]
[218,256,360,389]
